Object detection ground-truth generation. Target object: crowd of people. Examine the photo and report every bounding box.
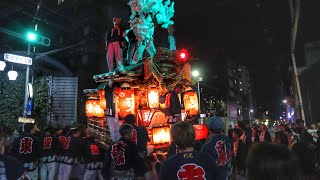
[0,116,319,180]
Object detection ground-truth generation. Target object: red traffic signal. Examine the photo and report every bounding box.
[180,52,186,59]
[178,49,189,62]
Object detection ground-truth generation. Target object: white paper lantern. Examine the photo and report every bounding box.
[8,70,18,80]
[0,61,6,71]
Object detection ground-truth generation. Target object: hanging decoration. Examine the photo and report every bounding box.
[148,85,159,108]
[116,83,135,119]
[137,108,157,127]
[152,126,170,145]
[86,100,105,118]
[193,124,208,141]
[184,88,199,116]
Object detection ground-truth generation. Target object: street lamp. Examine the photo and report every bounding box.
[0,61,6,71]
[8,70,18,80]
[192,70,200,77]
[249,109,254,125]
[282,99,287,104]
[192,70,202,115]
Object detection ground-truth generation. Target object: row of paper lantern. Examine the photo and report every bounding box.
[85,84,199,118]
[151,124,208,145]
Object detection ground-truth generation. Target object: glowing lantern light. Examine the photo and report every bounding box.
[183,87,199,116]
[193,124,208,141]
[152,126,170,144]
[148,85,159,108]
[86,100,105,118]
[116,83,135,119]
[98,90,106,110]
[8,70,18,81]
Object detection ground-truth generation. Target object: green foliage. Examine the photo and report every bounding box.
[0,71,25,130]
[0,72,50,130]
[203,97,227,117]
[33,77,51,128]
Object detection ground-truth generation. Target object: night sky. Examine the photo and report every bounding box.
[173,0,320,115]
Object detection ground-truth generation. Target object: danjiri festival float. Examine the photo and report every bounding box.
[83,0,208,152]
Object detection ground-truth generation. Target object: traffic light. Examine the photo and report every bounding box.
[177,49,189,62]
[26,31,51,47]
[27,32,36,41]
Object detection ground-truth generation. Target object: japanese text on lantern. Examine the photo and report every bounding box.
[184,91,199,116]
[86,100,105,118]
[116,88,135,119]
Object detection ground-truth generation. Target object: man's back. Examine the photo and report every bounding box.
[201,134,231,180]
[159,151,216,180]
[11,134,40,171]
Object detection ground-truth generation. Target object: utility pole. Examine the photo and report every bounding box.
[23,42,31,117]
[197,81,201,115]
[288,0,306,123]
[23,0,42,118]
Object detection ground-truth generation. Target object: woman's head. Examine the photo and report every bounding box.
[247,143,300,180]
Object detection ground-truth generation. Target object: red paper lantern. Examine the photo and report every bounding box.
[193,124,208,141]
[86,100,105,118]
[148,86,159,108]
[116,83,135,119]
[184,90,199,116]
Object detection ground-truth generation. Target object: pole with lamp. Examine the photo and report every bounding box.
[23,39,32,117]
[192,70,203,121]
[288,0,305,124]
[249,109,254,123]
[23,28,37,118]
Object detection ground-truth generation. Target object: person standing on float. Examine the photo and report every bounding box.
[106,17,126,74]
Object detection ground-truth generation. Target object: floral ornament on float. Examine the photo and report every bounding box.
[127,0,175,63]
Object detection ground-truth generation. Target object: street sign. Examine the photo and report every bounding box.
[18,117,35,123]
[4,53,32,65]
